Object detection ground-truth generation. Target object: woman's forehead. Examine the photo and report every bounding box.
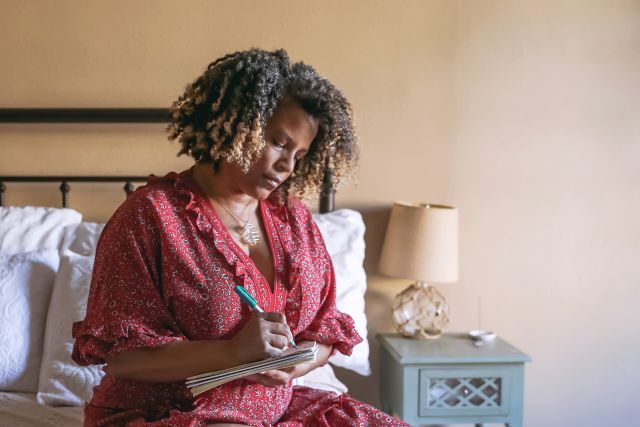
[266,101,318,143]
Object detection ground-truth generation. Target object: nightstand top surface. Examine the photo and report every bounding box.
[378,332,531,364]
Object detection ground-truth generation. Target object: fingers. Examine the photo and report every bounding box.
[268,321,294,344]
[262,369,291,383]
[257,312,295,346]
[267,333,289,351]
[244,370,292,387]
[258,312,286,324]
[235,312,295,361]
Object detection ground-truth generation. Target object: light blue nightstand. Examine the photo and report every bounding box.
[378,333,531,427]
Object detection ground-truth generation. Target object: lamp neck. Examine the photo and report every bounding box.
[414,280,431,289]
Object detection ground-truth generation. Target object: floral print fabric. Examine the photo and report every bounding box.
[72,169,408,426]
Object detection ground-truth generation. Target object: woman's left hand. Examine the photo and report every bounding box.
[244,365,300,387]
[244,341,333,387]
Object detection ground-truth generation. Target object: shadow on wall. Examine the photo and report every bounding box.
[332,205,398,408]
[333,284,395,409]
[359,206,391,273]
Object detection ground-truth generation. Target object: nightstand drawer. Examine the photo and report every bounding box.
[418,366,515,417]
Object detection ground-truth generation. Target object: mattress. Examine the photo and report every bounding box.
[0,392,83,427]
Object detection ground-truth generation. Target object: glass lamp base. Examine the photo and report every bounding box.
[392,282,450,339]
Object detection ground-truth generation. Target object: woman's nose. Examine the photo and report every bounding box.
[275,153,296,173]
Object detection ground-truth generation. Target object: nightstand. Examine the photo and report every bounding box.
[378,333,531,427]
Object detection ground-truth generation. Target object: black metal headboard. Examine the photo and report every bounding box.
[0,176,146,208]
[0,108,335,213]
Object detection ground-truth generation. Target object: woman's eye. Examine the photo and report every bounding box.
[272,140,286,149]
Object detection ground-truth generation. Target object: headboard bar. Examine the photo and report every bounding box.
[0,176,147,208]
[0,108,168,123]
[0,175,335,211]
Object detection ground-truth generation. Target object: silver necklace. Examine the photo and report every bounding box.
[216,198,259,247]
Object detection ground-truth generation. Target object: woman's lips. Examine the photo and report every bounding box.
[262,175,281,189]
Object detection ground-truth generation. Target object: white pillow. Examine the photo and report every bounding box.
[0,250,60,392]
[59,222,105,256]
[0,206,82,255]
[296,364,348,395]
[312,209,371,376]
[37,251,104,406]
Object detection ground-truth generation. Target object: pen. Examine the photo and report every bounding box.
[234,285,298,349]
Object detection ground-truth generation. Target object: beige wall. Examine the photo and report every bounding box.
[1,1,639,426]
[449,1,640,426]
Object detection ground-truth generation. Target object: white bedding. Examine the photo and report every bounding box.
[0,392,82,427]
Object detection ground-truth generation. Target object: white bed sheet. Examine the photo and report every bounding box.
[0,392,83,427]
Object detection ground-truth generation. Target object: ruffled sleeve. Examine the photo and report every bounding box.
[72,190,186,366]
[294,205,363,357]
[297,259,363,357]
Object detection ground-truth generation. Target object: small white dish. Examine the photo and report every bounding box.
[468,330,497,344]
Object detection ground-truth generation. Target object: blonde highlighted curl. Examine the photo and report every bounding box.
[167,48,358,202]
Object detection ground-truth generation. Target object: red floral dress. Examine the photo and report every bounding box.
[72,169,408,427]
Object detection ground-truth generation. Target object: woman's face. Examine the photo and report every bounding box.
[222,99,319,200]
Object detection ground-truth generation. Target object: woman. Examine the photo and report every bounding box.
[72,48,408,426]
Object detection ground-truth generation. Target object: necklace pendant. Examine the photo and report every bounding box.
[239,222,259,246]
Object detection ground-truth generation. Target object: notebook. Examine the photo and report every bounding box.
[186,341,319,396]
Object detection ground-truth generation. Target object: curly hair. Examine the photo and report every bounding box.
[167,48,358,201]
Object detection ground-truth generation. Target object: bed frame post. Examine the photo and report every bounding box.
[59,181,70,208]
[0,182,5,207]
[124,181,135,197]
[319,168,335,214]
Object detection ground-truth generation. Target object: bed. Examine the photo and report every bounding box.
[0,109,370,426]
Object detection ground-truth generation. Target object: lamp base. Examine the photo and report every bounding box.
[392,282,450,339]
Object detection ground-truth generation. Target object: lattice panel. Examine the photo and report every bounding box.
[426,377,501,408]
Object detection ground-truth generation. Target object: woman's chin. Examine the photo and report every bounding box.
[252,187,275,201]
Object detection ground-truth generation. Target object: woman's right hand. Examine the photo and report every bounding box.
[229,312,295,364]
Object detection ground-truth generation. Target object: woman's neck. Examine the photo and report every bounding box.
[192,163,255,209]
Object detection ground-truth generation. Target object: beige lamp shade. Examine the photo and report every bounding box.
[379,202,459,284]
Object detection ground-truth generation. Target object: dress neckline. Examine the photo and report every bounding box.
[181,167,284,311]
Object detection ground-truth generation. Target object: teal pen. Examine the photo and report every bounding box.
[234,285,298,349]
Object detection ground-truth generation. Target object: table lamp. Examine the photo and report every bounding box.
[379,202,459,339]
